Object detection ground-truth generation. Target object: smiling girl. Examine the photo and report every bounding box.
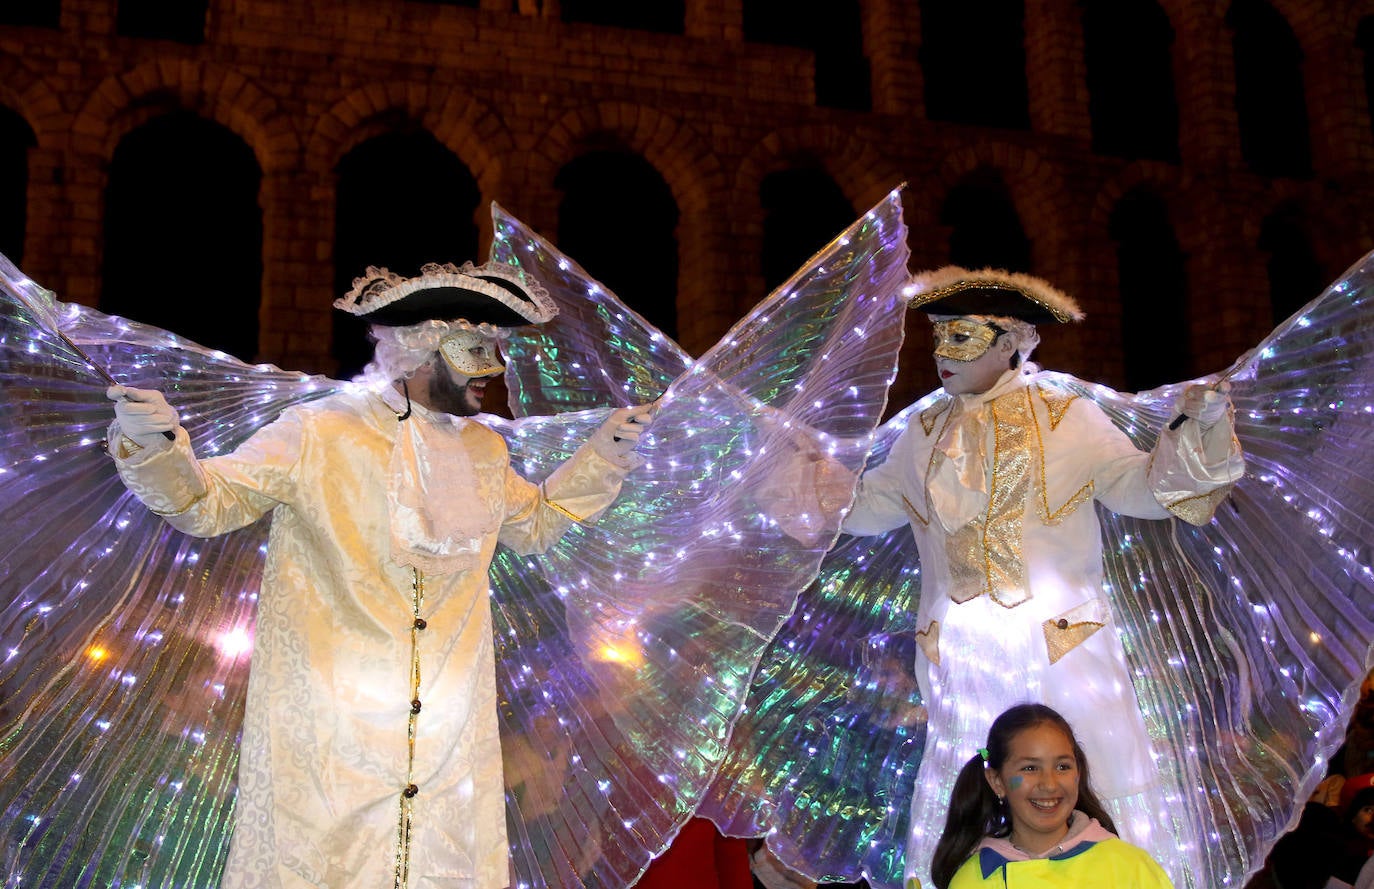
[928,704,1173,888]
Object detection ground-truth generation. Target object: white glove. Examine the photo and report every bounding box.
[590,403,655,466]
[1174,382,1231,428]
[107,385,179,447]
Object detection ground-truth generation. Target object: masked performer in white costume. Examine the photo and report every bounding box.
[841,268,1244,885]
[699,263,1273,888]
[0,195,915,889]
[104,262,651,889]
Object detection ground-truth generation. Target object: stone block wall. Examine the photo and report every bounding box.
[1,0,1371,402]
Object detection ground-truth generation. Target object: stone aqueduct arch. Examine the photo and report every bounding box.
[734,124,906,217]
[0,55,65,150]
[526,101,733,352]
[24,58,923,354]
[1091,164,1194,251]
[71,59,300,171]
[36,61,299,306]
[933,141,1071,274]
[531,100,724,220]
[730,123,907,312]
[305,83,517,246]
[1,3,1368,353]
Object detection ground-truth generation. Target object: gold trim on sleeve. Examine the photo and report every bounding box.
[150,487,210,518]
[113,435,144,459]
[539,485,588,524]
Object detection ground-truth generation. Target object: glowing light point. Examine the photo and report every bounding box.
[216,626,254,659]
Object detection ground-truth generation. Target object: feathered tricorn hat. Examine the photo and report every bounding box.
[906,266,1084,325]
[334,261,557,328]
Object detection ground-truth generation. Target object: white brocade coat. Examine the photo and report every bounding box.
[842,367,1243,885]
[110,389,629,889]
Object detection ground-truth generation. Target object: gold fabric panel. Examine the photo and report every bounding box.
[1163,484,1235,526]
[916,620,941,667]
[984,390,1033,607]
[1042,597,1107,664]
[944,511,988,603]
[1041,602,1108,664]
[942,388,1033,607]
[1042,618,1105,664]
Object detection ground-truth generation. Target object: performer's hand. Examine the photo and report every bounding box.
[593,403,655,464]
[107,385,179,446]
[1175,382,1231,429]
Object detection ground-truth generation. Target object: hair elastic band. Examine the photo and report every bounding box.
[977,747,989,762]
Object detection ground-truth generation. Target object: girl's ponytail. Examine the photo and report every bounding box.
[929,753,1004,889]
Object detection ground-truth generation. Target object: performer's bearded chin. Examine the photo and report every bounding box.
[432,362,489,417]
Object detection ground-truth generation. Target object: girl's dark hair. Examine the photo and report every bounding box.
[928,703,1117,889]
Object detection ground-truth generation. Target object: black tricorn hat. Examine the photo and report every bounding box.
[334,261,557,328]
[906,266,1084,325]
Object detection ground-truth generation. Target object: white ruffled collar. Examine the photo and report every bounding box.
[371,387,502,576]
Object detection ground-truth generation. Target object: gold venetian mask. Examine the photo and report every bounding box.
[932,318,999,362]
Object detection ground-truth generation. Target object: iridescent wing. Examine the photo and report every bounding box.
[489,200,690,416]
[1080,248,1374,886]
[479,193,912,887]
[0,254,338,887]
[691,397,933,888]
